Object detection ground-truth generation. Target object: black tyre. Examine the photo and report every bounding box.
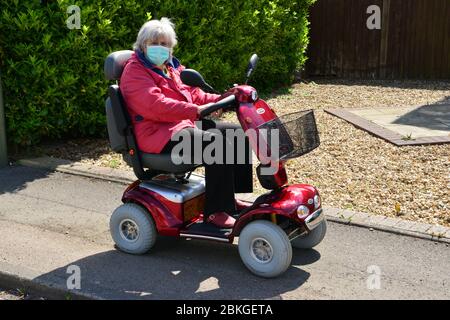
[291,219,327,249]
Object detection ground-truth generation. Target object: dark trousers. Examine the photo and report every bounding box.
[161,119,253,216]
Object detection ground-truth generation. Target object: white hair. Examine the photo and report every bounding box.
[133,17,178,51]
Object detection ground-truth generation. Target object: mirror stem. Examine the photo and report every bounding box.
[204,83,220,94]
[245,68,254,85]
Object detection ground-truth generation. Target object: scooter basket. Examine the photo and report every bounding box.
[257,110,320,160]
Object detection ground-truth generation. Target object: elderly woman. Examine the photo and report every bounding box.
[120,18,252,228]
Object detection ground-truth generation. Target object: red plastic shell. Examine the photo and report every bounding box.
[232,184,319,236]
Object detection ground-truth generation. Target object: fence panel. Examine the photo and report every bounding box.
[306,0,450,79]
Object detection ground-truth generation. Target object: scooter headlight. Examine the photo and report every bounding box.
[251,90,258,102]
[314,195,321,209]
[297,205,310,219]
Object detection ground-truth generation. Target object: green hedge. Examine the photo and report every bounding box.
[0,0,315,146]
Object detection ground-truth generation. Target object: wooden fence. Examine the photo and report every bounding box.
[306,0,450,79]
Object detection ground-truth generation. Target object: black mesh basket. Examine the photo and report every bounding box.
[257,110,320,160]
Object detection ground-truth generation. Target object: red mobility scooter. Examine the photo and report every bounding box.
[104,51,326,278]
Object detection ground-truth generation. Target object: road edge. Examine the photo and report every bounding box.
[0,270,100,300]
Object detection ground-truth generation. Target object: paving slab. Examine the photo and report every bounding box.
[325,104,450,146]
[351,104,450,137]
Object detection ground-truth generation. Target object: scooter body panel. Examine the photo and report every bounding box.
[233,86,288,189]
[122,173,320,241]
[122,174,206,236]
[232,183,320,236]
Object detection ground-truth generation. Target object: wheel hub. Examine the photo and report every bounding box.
[250,238,273,263]
[119,219,140,242]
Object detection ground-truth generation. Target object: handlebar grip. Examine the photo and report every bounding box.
[199,95,236,118]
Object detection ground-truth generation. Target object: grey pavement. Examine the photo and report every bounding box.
[0,165,449,299]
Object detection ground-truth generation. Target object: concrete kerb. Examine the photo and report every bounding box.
[0,270,99,300]
[17,157,135,185]
[16,156,450,245]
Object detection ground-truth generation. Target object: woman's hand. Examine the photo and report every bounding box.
[197,103,223,118]
[197,103,213,116]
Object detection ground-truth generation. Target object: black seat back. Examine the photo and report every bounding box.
[104,50,133,154]
[104,50,134,81]
[105,86,129,153]
[104,50,157,180]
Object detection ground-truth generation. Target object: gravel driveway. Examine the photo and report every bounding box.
[268,80,449,227]
[22,80,450,227]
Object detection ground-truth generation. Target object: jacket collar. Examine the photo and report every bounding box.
[135,49,181,78]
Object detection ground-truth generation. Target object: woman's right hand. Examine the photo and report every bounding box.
[197,103,223,118]
[197,103,214,116]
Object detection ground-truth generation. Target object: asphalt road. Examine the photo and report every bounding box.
[0,165,449,299]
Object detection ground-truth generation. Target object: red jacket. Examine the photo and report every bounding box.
[120,52,220,153]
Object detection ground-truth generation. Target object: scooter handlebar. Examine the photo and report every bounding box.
[199,94,236,118]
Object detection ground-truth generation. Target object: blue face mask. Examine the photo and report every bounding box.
[146,45,170,66]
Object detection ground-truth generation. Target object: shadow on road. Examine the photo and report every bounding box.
[34,237,320,300]
[0,165,51,195]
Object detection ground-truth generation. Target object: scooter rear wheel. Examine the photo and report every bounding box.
[238,220,292,278]
[110,203,157,254]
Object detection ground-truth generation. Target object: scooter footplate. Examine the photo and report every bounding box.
[180,221,231,242]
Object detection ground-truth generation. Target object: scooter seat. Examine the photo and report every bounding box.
[140,153,200,174]
[104,50,200,178]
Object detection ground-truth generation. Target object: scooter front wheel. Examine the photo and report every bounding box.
[110,203,157,254]
[238,220,292,278]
